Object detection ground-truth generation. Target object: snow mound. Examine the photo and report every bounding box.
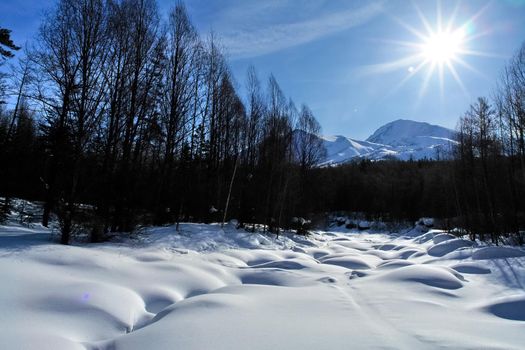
[2,221,525,349]
[432,233,457,244]
[483,295,525,321]
[237,269,307,287]
[140,287,183,314]
[303,247,331,259]
[0,333,85,350]
[320,256,374,270]
[383,265,465,290]
[427,239,475,257]
[407,228,435,241]
[377,259,415,269]
[396,248,426,259]
[143,223,308,252]
[108,284,390,350]
[451,262,491,274]
[250,258,313,270]
[472,246,525,260]
[374,243,400,251]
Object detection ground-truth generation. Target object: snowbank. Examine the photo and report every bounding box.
[0,222,524,349]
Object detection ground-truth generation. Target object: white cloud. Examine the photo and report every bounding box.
[214,1,385,59]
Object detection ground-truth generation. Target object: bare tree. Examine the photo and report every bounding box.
[294,104,325,169]
[154,3,199,222]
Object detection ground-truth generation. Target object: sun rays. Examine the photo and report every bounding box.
[363,1,494,101]
[421,28,466,64]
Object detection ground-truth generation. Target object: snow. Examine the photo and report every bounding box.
[432,232,456,244]
[451,262,491,274]
[472,246,525,260]
[366,119,454,146]
[1,223,524,349]
[427,238,475,257]
[320,135,379,165]
[381,264,465,289]
[482,295,525,321]
[319,119,458,165]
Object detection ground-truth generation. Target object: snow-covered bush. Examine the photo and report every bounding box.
[358,221,371,230]
[0,198,10,223]
[416,217,434,228]
[290,217,312,235]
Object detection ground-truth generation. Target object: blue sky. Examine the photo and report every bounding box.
[1,0,524,139]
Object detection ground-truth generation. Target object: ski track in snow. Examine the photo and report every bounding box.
[0,223,524,349]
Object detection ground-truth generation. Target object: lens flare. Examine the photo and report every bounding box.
[422,28,466,64]
[361,2,494,101]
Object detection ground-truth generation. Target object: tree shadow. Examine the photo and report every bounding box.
[0,225,55,254]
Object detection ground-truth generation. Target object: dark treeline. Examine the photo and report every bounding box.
[452,43,525,244]
[1,0,524,245]
[310,160,456,224]
[0,0,326,243]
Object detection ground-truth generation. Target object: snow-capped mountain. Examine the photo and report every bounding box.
[319,119,457,165]
[367,119,454,147]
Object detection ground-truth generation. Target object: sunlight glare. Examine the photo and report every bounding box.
[363,2,493,101]
[422,28,466,64]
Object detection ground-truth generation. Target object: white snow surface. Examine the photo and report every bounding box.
[319,119,457,165]
[366,119,454,147]
[1,222,524,349]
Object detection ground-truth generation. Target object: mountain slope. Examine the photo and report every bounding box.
[367,119,454,147]
[319,119,457,165]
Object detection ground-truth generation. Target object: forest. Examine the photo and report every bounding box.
[0,0,524,245]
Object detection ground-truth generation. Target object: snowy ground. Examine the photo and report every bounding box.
[1,222,524,349]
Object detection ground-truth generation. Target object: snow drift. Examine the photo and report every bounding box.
[0,223,524,349]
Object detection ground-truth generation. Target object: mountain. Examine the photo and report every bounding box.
[366,119,454,147]
[319,119,457,166]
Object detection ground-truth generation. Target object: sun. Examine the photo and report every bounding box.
[421,28,466,65]
[363,2,493,100]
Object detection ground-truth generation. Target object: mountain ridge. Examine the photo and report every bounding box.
[318,119,457,165]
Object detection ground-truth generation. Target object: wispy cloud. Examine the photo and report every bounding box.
[212,1,385,59]
[357,54,423,76]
